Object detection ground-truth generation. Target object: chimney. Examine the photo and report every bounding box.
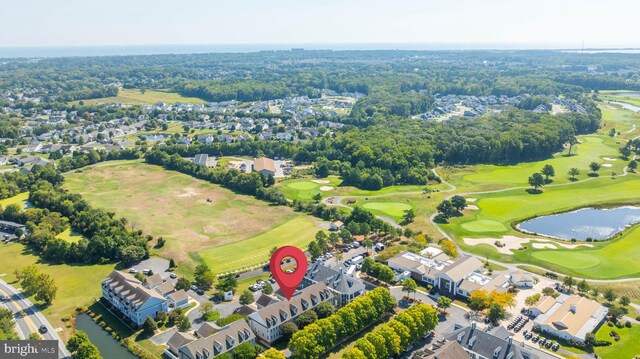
[508,336,513,346]
[471,321,476,331]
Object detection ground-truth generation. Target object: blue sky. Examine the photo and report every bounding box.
[1,0,638,48]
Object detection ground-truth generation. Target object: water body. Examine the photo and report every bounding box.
[517,206,640,241]
[607,101,640,113]
[75,314,137,359]
[143,134,167,141]
[615,92,640,98]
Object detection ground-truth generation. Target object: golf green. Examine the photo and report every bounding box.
[461,220,508,233]
[361,202,412,218]
[286,181,319,190]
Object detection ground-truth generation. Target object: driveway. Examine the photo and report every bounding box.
[150,327,177,346]
[131,257,170,279]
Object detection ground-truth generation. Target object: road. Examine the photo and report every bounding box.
[0,279,71,359]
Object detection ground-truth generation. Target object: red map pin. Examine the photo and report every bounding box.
[269,246,308,300]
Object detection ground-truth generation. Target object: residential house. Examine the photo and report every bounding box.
[101,271,168,326]
[248,283,332,344]
[196,134,214,144]
[329,221,343,231]
[253,157,276,177]
[193,154,209,166]
[415,340,471,359]
[532,294,607,343]
[302,262,365,307]
[510,271,536,288]
[276,132,293,141]
[173,319,255,359]
[441,322,558,359]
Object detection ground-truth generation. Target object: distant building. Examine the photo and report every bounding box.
[303,262,365,307]
[253,157,276,177]
[167,319,255,359]
[193,154,209,166]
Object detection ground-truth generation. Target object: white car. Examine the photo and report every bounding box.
[129,268,138,274]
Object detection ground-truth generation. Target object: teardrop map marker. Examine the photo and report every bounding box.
[269,245,308,300]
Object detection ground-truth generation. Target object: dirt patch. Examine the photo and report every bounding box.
[465,205,479,210]
[176,187,199,198]
[319,186,334,191]
[312,180,330,184]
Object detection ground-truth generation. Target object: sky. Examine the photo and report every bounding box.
[1,0,639,49]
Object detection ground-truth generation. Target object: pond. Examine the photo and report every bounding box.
[75,314,137,359]
[607,101,640,113]
[517,206,640,241]
[143,134,167,141]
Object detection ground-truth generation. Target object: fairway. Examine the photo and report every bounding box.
[198,217,320,273]
[0,192,31,209]
[461,220,508,233]
[287,182,318,190]
[361,201,412,218]
[278,176,342,200]
[71,88,207,106]
[64,160,322,272]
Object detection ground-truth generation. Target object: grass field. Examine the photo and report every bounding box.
[594,324,640,359]
[71,88,207,106]
[278,176,342,200]
[63,160,322,274]
[360,201,413,220]
[600,90,640,108]
[0,192,31,209]
[0,242,115,340]
[55,228,84,243]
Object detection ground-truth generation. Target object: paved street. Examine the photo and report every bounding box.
[0,279,71,358]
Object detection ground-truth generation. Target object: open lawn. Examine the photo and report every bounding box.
[278,176,342,200]
[594,324,640,359]
[71,88,207,106]
[360,201,413,220]
[55,228,84,243]
[63,160,323,274]
[0,192,31,209]
[0,242,115,340]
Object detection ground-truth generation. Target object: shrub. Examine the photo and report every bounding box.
[625,321,632,328]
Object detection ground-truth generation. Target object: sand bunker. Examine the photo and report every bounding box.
[602,163,613,168]
[176,187,198,198]
[466,198,477,202]
[463,235,593,255]
[466,205,479,210]
[603,157,618,161]
[312,180,330,184]
[532,243,557,249]
[320,186,334,191]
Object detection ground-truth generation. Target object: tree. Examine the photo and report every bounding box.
[75,341,102,359]
[175,277,191,291]
[142,317,157,336]
[215,274,237,293]
[542,287,557,297]
[296,310,318,329]
[603,288,617,303]
[568,167,581,180]
[436,200,455,218]
[34,273,57,305]
[439,239,458,258]
[450,195,467,212]
[232,342,258,359]
[488,302,507,323]
[262,281,274,295]
[239,290,255,305]
[312,193,322,203]
[177,315,191,332]
[362,239,373,255]
[401,278,417,299]
[200,301,213,315]
[528,172,545,191]
[437,296,452,314]
[629,160,638,173]
[620,296,631,307]
[169,258,177,268]
[315,302,335,319]
[195,265,215,290]
[567,137,578,155]
[577,279,589,294]
[261,348,286,359]
[156,311,168,324]
[589,162,601,175]
[620,146,632,159]
[563,276,575,290]
[308,241,322,259]
[525,293,541,306]
[469,290,489,311]
[67,331,90,352]
[541,164,555,182]
[401,209,416,225]
[585,332,597,348]
[28,332,41,340]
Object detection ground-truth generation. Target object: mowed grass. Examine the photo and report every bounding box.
[55,228,83,243]
[360,201,413,219]
[199,216,320,273]
[0,192,31,209]
[278,176,342,200]
[594,324,640,359]
[0,242,115,340]
[63,160,322,273]
[71,88,207,106]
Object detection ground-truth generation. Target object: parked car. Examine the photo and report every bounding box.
[169,273,177,279]
[142,269,151,275]
[128,268,138,274]
[0,294,7,302]
[190,285,198,291]
[196,289,205,295]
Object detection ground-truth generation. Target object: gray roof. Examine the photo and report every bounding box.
[443,256,483,282]
[195,322,219,338]
[166,331,195,354]
[144,273,163,289]
[417,340,470,359]
[194,153,208,166]
[305,262,365,296]
[102,271,166,311]
[179,319,255,359]
[443,324,557,359]
[256,294,279,308]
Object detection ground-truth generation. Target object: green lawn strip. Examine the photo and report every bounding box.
[199,216,320,274]
[594,324,640,359]
[360,201,413,220]
[71,88,207,106]
[55,228,84,243]
[0,192,31,209]
[0,243,115,340]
